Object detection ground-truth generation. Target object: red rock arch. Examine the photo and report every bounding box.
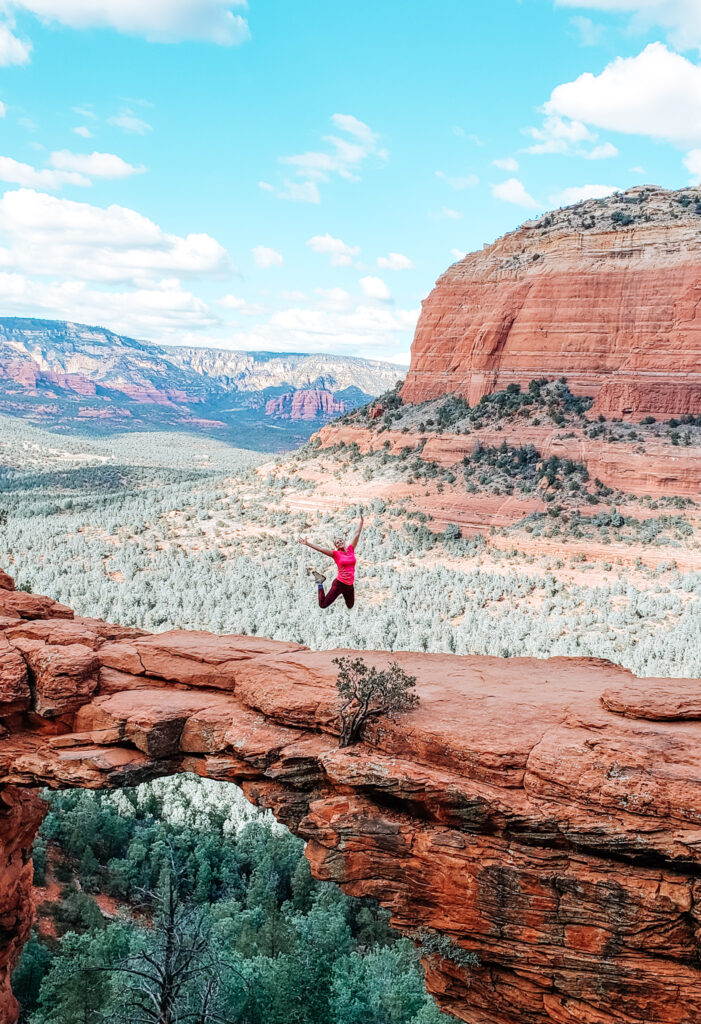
[1,573,701,1024]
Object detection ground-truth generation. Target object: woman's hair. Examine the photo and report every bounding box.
[333,536,345,550]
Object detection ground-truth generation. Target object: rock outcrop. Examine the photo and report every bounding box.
[402,186,701,418]
[2,575,701,1024]
[264,388,347,420]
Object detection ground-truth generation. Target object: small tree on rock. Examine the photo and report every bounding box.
[333,656,419,747]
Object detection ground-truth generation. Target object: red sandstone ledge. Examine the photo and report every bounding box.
[1,573,701,1024]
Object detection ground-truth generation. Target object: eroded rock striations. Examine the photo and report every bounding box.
[1,573,701,1023]
[402,186,701,418]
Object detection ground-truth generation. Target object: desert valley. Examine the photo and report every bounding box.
[2,183,701,1024]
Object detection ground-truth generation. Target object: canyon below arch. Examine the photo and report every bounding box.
[1,574,701,1024]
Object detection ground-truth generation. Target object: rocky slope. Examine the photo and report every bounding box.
[1,573,701,1024]
[0,318,403,448]
[403,185,701,418]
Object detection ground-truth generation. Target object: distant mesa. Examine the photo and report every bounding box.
[403,185,701,419]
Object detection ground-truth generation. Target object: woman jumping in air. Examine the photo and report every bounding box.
[299,514,363,610]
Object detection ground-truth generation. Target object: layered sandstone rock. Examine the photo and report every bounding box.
[265,388,347,420]
[1,577,701,1023]
[402,186,701,418]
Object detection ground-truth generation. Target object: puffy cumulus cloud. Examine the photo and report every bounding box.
[359,275,391,301]
[72,126,93,139]
[491,178,540,208]
[0,21,31,65]
[0,157,91,189]
[434,170,479,189]
[108,110,153,135]
[0,188,232,283]
[0,273,218,338]
[493,156,519,171]
[555,0,701,54]
[377,252,414,271]
[306,233,360,266]
[523,114,617,158]
[49,150,145,178]
[273,113,386,202]
[4,0,250,45]
[218,294,248,310]
[0,151,143,191]
[252,245,283,268]
[683,149,701,182]
[549,183,619,206]
[544,43,701,144]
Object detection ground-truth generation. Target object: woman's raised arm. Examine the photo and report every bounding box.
[351,513,364,549]
[299,536,335,559]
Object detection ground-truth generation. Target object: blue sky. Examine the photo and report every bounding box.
[0,0,700,363]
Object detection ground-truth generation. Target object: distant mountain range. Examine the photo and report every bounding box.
[0,318,404,451]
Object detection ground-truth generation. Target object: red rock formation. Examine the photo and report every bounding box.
[265,388,347,420]
[2,577,701,1024]
[315,422,701,499]
[402,186,701,419]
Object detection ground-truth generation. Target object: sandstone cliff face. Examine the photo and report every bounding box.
[1,576,701,1024]
[264,388,347,420]
[402,186,701,418]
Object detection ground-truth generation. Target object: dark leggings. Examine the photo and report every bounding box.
[318,579,355,609]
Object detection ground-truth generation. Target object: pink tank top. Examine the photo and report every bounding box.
[333,544,356,585]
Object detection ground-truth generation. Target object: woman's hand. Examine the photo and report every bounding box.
[299,536,309,546]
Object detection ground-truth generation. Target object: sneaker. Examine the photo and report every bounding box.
[307,566,326,585]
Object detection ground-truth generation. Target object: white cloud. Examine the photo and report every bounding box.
[235,303,418,360]
[49,150,144,178]
[435,170,479,189]
[683,149,701,182]
[452,125,465,137]
[0,272,218,338]
[258,181,274,192]
[252,245,283,268]
[0,151,144,191]
[549,183,619,205]
[5,0,250,45]
[377,252,414,271]
[0,157,91,189]
[306,233,360,266]
[72,126,93,139]
[0,21,31,65]
[491,178,539,208]
[451,248,467,260]
[525,114,599,155]
[493,156,519,171]
[359,275,391,301]
[0,188,231,283]
[556,0,701,53]
[108,110,152,135]
[630,164,646,173]
[544,43,701,144]
[0,102,6,118]
[275,113,385,201]
[584,141,619,159]
[73,106,97,120]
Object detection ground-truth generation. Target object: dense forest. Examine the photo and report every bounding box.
[15,776,450,1024]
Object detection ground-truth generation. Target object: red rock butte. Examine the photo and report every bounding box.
[402,185,701,418]
[2,571,701,1024]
